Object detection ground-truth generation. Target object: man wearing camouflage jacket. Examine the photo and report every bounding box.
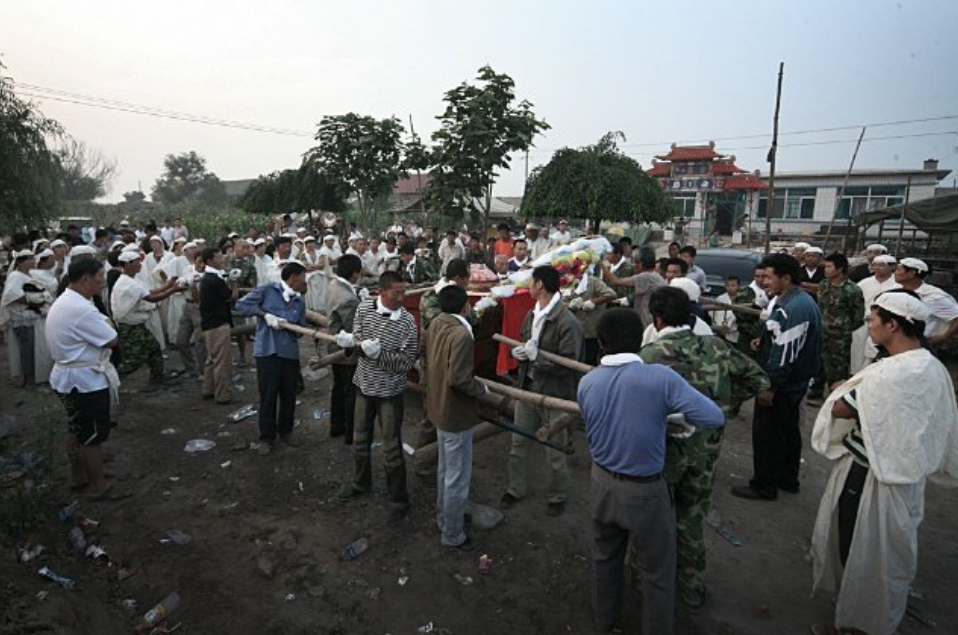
[817,253,864,390]
[640,286,770,611]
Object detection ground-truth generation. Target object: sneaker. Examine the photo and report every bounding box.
[730,485,777,501]
[546,501,566,517]
[279,434,302,448]
[386,505,409,525]
[446,536,482,552]
[499,492,520,510]
[257,443,273,457]
[338,484,367,501]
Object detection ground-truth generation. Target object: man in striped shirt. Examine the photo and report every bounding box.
[337,271,419,524]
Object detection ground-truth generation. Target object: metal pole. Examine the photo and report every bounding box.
[764,63,784,255]
[895,175,912,255]
[823,127,866,252]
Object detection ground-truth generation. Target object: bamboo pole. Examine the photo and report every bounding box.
[306,310,329,327]
[764,62,784,256]
[477,378,581,416]
[280,321,337,344]
[823,126,866,252]
[309,350,348,369]
[700,300,763,317]
[492,333,594,374]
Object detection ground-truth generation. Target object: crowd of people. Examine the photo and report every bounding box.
[3,213,958,635]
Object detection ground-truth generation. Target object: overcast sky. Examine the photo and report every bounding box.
[3,0,957,202]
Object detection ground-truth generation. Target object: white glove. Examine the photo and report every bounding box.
[511,345,529,361]
[582,300,596,311]
[568,297,584,311]
[361,338,381,359]
[616,296,630,306]
[358,288,370,301]
[475,297,497,312]
[229,268,242,281]
[335,331,356,348]
[524,340,539,361]
[263,313,286,330]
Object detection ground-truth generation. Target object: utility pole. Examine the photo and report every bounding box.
[895,175,912,255]
[764,63,784,255]
[823,126,866,252]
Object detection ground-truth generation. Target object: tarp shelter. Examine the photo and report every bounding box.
[858,194,958,232]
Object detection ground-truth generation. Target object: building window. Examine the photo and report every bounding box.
[758,188,817,220]
[673,195,697,217]
[837,186,905,219]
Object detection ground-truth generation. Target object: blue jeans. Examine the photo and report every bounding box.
[436,428,473,547]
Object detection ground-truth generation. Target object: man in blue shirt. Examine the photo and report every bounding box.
[236,261,309,456]
[578,308,725,635]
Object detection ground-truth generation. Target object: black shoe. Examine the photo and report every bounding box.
[386,505,409,525]
[778,482,800,494]
[547,501,565,517]
[682,586,708,612]
[446,536,482,552]
[500,492,520,510]
[730,485,777,501]
[338,485,367,501]
[329,428,345,438]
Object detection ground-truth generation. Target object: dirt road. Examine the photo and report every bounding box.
[1,342,955,634]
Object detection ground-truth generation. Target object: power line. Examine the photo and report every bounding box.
[18,86,314,137]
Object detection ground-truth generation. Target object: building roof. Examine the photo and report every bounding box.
[655,142,723,162]
[393,173,432,195]
[711,161,747,175]
[774,167,951,180]
[723,174,768,190]
[646,162,672,177]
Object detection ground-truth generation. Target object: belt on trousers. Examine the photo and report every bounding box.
[596,463,661,484]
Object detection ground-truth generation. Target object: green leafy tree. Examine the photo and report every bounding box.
[426,66,550,234]
[0,64,63,231]
[56,137,117,201]
[239,165,343,222]
[304,113,406,232]
[151,151,227,206]
[522,132,675,232]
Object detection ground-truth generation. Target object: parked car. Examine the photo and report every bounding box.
[694,248,765,297]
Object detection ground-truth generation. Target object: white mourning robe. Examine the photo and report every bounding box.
[811,348,958,635]
[111,274,166,350]
[849,276,900,373]
[0,270,54,381]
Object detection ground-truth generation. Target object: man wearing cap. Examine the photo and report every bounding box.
[798,246,825,296]
[809,290,958,635]
[111,250,181,383]
[851,254,899,372]
[894,257,958,347]
[267,236,294,283]
[252,238,272,283]
[524,223,553,260]
[849,244,887,283]
[550,219,572,245]
[792,241,810,261]
[815,253,864,397]
[50,239,69,279]
[732,253,821,501]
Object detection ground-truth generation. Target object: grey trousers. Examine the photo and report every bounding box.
[506,401,569,503]
[176,303,206,374]
[591,464,675,635]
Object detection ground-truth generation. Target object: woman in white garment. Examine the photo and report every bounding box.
[810,290,958,635]
[138,236,173,341]
[0,251,54,386]
[31,249,60,297]
[253,238,273,284]
[300,236,327,313]
[158,240,196,346]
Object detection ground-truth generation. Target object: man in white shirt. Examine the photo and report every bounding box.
[894,257,958,347]
[524,223,552,260]
[438,230,466,274]
[550,219,573,245]
[159,218,175,247]
[850,254,900,372]
[46,258,120,498]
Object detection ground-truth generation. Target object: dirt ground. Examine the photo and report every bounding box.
[1,338,955,635]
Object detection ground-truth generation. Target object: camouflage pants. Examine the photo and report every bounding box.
[115,323,163,381]
[822,330,852,386]
[666,427,724,595]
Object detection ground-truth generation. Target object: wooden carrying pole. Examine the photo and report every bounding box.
[492,333,594,375]
[477,378,581,416]
[306,310,329,327]
[700,300,763,318]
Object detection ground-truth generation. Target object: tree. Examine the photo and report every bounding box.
[238,164,344,220]
[123,190,146,204]
[151,151,227,206]
[56,137,117,201]
[0,63,63,231]
[304,113,406,233]
[522,132,675,233]
[426,66,550,234]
